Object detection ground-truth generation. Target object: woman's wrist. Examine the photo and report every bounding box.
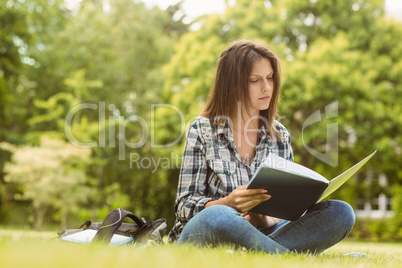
[204,196,228,208]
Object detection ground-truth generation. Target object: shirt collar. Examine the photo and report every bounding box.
[216,120,232,143]
[215,118,269,143]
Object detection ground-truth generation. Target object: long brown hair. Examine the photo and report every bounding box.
[201,40,283,140]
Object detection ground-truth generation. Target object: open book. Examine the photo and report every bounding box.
[246,151,377,220]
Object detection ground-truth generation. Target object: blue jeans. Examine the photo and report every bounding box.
[177,200,355,254]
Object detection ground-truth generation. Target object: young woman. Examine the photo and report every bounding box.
[168,40,355,254]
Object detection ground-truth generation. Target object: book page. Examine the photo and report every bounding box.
[263,153,328,183]
[317,150,377,202]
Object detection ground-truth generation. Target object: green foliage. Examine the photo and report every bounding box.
[0,0,32,78]
[390,185,402,238]
[0,0,70,143]
[1,137,93,230]
[0,0,401,239]
[350,218,402,241]
[1,0,181,229]
[26,69,103,143]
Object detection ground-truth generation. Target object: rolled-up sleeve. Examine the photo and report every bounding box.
[174,124,212,222]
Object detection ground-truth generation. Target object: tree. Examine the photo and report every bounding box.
[1,0,183,228]
[0,0,73,227]
[1,137,92,230]
[0,0,70,143]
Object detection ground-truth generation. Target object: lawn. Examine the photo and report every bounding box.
[0,229,401,267]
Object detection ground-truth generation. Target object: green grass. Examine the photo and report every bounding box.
[0,229,401,267]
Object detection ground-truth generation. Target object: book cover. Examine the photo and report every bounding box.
[247,151,377,220]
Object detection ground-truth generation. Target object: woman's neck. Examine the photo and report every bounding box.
[230,113,259,160]
[231,113,259,132]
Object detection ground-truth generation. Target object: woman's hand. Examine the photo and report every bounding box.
[221,185,271,213]
[242,212,282,229]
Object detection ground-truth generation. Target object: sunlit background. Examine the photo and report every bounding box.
[145,0,402,20]
[0,0,401,242]
[65,0,402,21]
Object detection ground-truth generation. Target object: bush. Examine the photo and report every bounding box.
[350,217,402,242]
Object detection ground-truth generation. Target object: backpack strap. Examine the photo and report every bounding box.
[79,220,91,229]
[132,218,167,243]
[92,208,144,244]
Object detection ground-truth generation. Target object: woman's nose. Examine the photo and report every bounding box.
[262,80,272,91]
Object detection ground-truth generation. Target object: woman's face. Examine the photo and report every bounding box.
[247,57,274,116]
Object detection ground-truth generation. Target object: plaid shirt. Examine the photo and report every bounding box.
[168,116,294,242]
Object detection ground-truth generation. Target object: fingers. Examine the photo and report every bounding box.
[225,185,272,213]
[244,213,251,221]
[242,212,261,227]
[238,196,270,212]
[236,185,269,196]
[232,194,271,213]
[233,192,270,204]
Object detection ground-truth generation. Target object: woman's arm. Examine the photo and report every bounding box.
[174,124,213,222]
[175,123,271,221]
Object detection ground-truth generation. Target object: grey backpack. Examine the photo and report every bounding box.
[58,208,167,246]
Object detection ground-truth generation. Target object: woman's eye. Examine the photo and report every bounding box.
[267,76,274,80]
[250,79,258,83]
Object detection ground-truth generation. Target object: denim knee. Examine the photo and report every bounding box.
[327,200,355,234]
[178,205,242,244]
[198,205,240,231]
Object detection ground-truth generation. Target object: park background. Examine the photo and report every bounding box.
[0,0,401,242]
